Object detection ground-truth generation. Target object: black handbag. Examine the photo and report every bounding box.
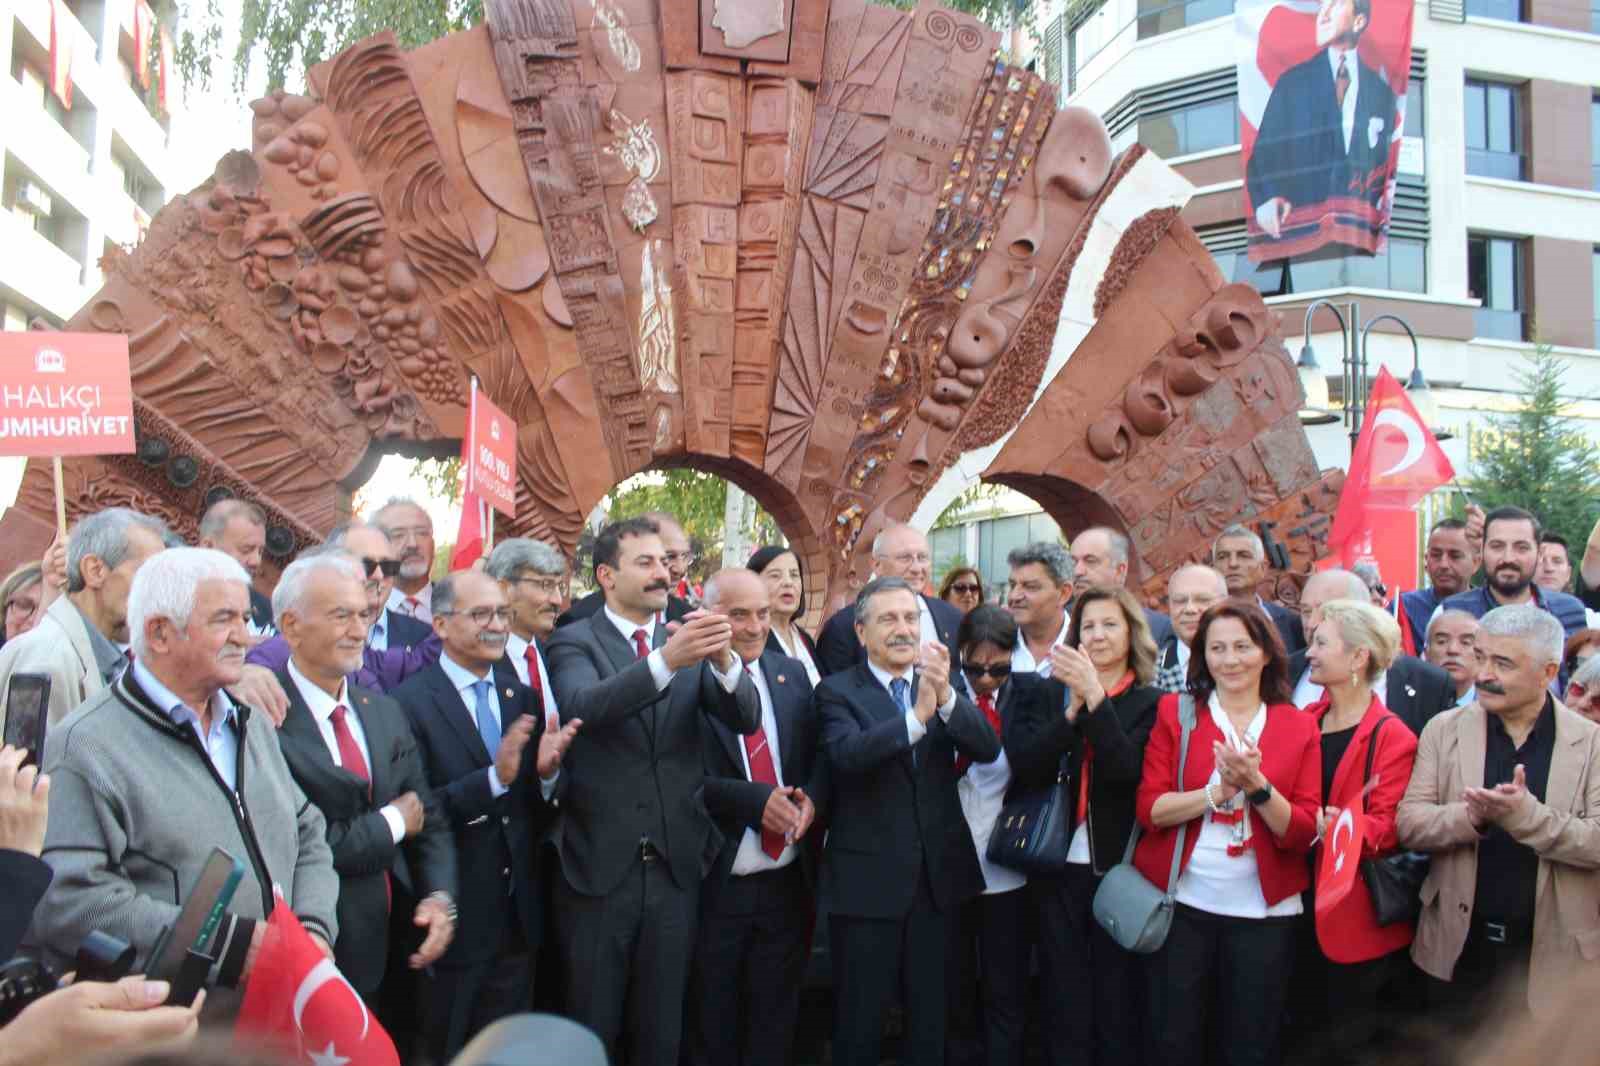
[1358,715,1430,926]
[987,756,1072,876]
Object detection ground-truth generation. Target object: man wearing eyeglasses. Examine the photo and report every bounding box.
[374,498,438,623]
[815,523,963,679]
[393,569,580,1061]
[486,537,566,720]
[557,512,694,629]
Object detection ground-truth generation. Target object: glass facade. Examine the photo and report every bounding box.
[1467,235,1526,341]
[1137,97,1239,158]
[1464,79,1525,180]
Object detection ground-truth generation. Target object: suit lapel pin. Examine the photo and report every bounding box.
[776,674,786,684]
[505,688,515,699]
[1406,685,1417,698]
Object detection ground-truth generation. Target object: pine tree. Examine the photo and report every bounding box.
[1468,346,1600,552]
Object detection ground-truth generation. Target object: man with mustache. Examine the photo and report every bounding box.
[556,511,694,628]
[374,497,438,624]
[270,550,457,1004]
[815,523,963,677]
[30,548,339,1019]
[1399,605,1600,1036]
[485,538,566,713]
[1426,609,1481,707]
[392,569,579,1060]
[1439,507,1588,683]
[545,516,760,1066]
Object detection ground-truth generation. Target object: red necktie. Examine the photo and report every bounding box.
[956,693,1003,776]
[632,628,650,660]
[523,644,545,712]
[743,729,785,859]
[403,596,421,616]
[330,705,388,910]
[1335,55,1350,110]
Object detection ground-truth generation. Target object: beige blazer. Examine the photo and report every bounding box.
[0,595,105,733]
[1397,700,1600,1016]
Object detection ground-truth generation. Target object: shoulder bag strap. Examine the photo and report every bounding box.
[1362,713,1392,786]
[1117,693,1198,869]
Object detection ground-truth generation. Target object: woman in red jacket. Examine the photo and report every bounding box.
[1295,598,1418,1064]
[1134,600,1320,1066]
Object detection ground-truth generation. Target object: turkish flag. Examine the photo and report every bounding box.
[235,905,399,1066]
[1327,366,1454,581]
[1315,794,1367,919]
[48,0,74,109]
[450,434,486,571]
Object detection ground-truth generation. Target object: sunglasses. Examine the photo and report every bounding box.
[949,583,981,594]
[962,663,1013,680]
[361,557,403,578]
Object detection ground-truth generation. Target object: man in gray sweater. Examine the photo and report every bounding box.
[31,547,339,1019]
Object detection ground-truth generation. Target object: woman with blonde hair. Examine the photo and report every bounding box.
[1293,598,1418,1065]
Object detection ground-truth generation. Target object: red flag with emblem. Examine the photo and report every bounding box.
[235,904,399,1066]
[1327,367,1454,586]
[450,433,486,571]
[1314,790,1367,919]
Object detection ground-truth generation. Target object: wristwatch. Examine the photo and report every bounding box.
[1246,782,1273,806]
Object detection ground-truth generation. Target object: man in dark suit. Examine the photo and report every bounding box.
[557,511,694,628]
[1246,0,1397,243]
[393,570,580,1061]
[1290,568,1454,735]
[198,498,275,636]
[1071,526,1173,648]
[688,569,826,1066]
[270,550,458,1001]
[816,523,963,677]
[545,518,761,1066]
[818,576,1002,1066]
[1212,523,1305,654]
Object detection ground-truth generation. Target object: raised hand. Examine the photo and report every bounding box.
[0,746,49,857]
[494,714,538,786]
[661,611,735,672]
[535,712,581,778]
[919,642,952,707]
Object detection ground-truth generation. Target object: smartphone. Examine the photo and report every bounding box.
[2,674,51,768]
[148,847,246,996]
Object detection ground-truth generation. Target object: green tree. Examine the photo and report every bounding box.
[606,470,781,573]
[1467,346,1600,554]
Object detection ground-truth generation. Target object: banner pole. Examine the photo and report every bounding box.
[485,503,494,556]
[51,456,66,540]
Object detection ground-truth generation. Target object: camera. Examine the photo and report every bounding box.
[0,932,136,1025]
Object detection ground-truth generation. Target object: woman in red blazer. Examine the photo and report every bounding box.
[1296,598,1418,1064]
[1133,600,1320,1066]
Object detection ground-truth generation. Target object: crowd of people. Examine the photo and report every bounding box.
[2,495,1600,1066]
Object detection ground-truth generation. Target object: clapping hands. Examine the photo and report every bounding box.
[1049,645,1104,721]
[1464,763,1528,830]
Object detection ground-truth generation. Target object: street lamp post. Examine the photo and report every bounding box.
[1296,299,1447,444]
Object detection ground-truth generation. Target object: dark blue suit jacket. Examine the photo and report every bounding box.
[815,593,963,679]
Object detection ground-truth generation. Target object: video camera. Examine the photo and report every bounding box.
[0,931,137,1025]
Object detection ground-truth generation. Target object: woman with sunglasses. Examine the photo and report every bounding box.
[941,567,986,617]
[747,545,821,686]
[1006,586,1162,1066]
[946,605,1044,1066]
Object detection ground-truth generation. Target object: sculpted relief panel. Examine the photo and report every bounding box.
[0,0,1339,619]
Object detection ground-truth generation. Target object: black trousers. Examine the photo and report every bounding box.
[556,853,698,1066]
[830,862,951,1066]
[1284,920,1398,1066]
[946,886,1030,1066]
[687,863,811,1066]
[418,909,531,1065]
[1422,926,1532,1064]
[1032,865,1144,1066]
[1146,904,1298,1066]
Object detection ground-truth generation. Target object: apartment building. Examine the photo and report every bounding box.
[1,0,178,330]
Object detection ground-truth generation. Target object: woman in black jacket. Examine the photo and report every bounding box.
[1005,586,1162,1066]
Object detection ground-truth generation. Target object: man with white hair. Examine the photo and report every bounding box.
[815,523,962,677]
[31,548,339,1019]
[271,550,458,1003]
[485,537,567,715]
[1288,567,1454,734]
[0,506,167,729]
[1069,525,1173,647]
[1399,604,1600,1029]
[1426,609,1481,707]
[1153,564,1229,694]
[1211,523,1304,653]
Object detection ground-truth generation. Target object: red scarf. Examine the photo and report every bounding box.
[1077,671,1136,827]
[956,692,1003,776]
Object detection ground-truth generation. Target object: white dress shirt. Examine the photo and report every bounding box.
[1328,45,1358,154]
[730,662,798,875]
[1292,667,1388,709]
[867,658,957,745]
[437,652,559,800]
[918,597,940,650]
[1012,613,1071,677]
[366,611,389,652]
[387,585,434,624]
[133,660,239,790]
[286,659,405,844]
[601,604,745,694]
[958,688,1024,894]
[504,631,559,720]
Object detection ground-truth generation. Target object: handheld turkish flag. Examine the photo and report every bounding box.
[1315,793,1367,919]
[450,433,486,571]
[1327,367,1454,582]
[235,905,399,1066]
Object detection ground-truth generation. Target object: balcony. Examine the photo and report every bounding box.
[0,210,85,317]
[1466,148,1525,181]
[1474,307,1526,341]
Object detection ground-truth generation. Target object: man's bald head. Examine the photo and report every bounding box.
[1297,568,1371,639]
[703,568,771,663]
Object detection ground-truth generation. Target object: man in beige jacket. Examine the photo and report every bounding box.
[1398,603,1600,1025]
[0,507,167,730]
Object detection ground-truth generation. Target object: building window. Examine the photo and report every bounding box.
[1592,96,1600,192]
[1138,97,1239,158]
[1137,0,1235,38]
[1232,238,1427,296]
[1464,79,1524,180]
[1465,0,1524,18]
[1468,235,1525,341]
[973,512,1064,597]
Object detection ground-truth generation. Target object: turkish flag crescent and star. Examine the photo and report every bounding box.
[1327,366,1454,580]
[1315,791,1367,919]
[235,905,399,1066]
